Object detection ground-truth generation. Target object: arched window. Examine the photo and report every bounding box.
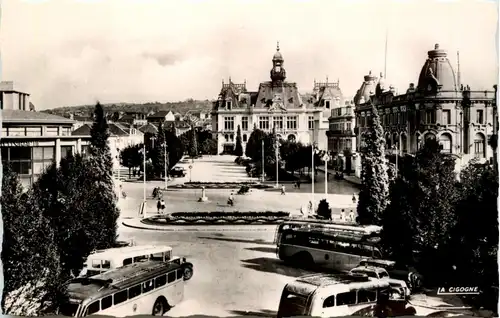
[416,133,422,150]
[287,134,296,143]
[386,135,392,149]
[439,133,452,154]
[401,134,408,153]
[425,133,436,141]
[393,133,399,149]
[474,133,486,158]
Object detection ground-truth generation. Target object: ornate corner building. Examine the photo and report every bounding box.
[211,43,344,154]
[352,44,496,177]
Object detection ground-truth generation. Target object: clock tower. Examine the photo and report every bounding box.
[270,42,286,84]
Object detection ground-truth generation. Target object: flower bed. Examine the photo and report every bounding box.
[143,211,291,226]
[169,183,272,189]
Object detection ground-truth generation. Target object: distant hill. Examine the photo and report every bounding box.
[43,99,214,117]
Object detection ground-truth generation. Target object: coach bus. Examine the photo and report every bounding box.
[276,227,383,272]
[60,261,188,317]
[79,245,193,280]
[274,219,381,245]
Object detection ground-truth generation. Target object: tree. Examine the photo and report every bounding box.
[316,199,332,220]
[1,165,61,314]
[234,125,243,156]
[89,102,113,173]
[381,139,458,285]
[151,122,166,178]
[188,127,198,157]
[201,138,217,155]
[356,104,389,225]
[245,128,267,161]
[120,144,143,177]
[164,129,184,168]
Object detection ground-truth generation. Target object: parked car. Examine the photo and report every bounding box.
[349,265,411,297]
[170,166,186,177]
[359,258,423,292]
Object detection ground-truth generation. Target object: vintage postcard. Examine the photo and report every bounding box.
[0,0,498,317]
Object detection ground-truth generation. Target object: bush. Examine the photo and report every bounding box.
[170,211,290,218]
[316,199,332,220]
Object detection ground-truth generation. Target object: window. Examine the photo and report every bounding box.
[1,127,7,136]
[273,116,283,130]
[242,134,247,142]
[476,110,484,124]
[358,289,377,303]
[45,127,59,136]
[474,133,485,158]
[177,269,184,280]
[241,117,249,131]
[336,291,357,306]
[129,284,142,299]
[61,127,72,136]
[226,101,232,109]
[346,122,351,131]
[439,134,452,154]
[101,296,112,310]
[26,127,42,136]
[10,147,31,160]
[224,117,234,131]
[286,116,297,130]
[155,274,167,288]
[113,290,128,305]
[323,295,336,308]
[259,116,270,130]
[442,110,451,125]
[308,116,314,130]
[8,127,25,136]
[61,146,73,159]
[337,108,342,116]
[86,301,100,315]
[325,100,331,109]
[134,255,148,263]
[143,279,154,293]
[123,258,132,266]
[426,110,435,124]
[167,272,176,283]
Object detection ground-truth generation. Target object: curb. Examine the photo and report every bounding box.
[121,219,277,232]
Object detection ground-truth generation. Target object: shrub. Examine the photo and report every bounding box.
[316,199,332,220]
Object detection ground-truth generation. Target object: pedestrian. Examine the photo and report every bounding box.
[281,184,286,195]
[352,194,357,204]
[297,180,301,189]
[340,209,346,221]
[349,210,355,222]
[160,198,166,213]
[157,199,161,214]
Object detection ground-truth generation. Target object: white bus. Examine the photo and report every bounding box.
[274,219,381,245]
[60,261,187,317]
[277,273,403,317]
[79,245,193,280]
[276,227,382,272]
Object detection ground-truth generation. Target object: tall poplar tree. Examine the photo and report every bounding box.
[152,121,166,178]
[234,125,243,156]
[356,103,389,225]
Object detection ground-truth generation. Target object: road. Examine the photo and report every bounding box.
[117,227,310,317]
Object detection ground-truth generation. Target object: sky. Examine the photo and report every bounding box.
[1,0,498,110]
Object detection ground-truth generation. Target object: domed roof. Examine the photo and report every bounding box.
[273,42,284,61]
[417,44,457,92]
[354,71,378,105]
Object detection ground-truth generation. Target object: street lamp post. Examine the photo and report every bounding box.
[311,142,316,206]
[163,142,168,190]
[275,138,279,188]
[142,143,146,203]
[261,140,265,182]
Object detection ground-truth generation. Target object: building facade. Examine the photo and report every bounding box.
[211,44,332,154]
[352,44,496,176]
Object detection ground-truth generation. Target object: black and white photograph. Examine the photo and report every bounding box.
[0,0,498,317]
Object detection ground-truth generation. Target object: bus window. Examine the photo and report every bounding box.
[87,270,101,277]
[123,258,132,266]
[85,301,100,315]
[113,290,128,305]
[336,291,356,306]
[323,295,336,308]
[176,269,183,280]
[373,249,382,259]
[101,295,112,310]
[133,255,148,263]
[165,251,172,260]
[155,275,167,288]
[167,272,176,283]
[102,260,111,269]
[91,260,102,269]
[358,289,377,303]
[379,271,389,279]
[129,284,142,299]
[151,253,164,261]
[143,280,154,293]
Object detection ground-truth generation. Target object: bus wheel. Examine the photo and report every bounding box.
[295,252,314,269]
[183,266,193,280]
[152,297,169,316]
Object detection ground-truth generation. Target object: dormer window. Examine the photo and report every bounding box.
[325,101,331,109]
[226,101,232,110]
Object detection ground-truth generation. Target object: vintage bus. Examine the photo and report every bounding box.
[277,273,399,317]
[274,219,381,245]
[79,245,193,280]
[276,227,382,272]
[60,261,187,317]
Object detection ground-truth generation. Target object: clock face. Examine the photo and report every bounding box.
[276,66,281,72]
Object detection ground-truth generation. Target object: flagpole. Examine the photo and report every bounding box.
[261,140,265,182]
[311,142,315,206]
[275,138,279,188]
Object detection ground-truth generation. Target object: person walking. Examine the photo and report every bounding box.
[297,180,301,189]
[352,194,357,205]
[281,184,286,195]
[160,198,166,213]
[156,199,161,214]
[349,210,355,222]
[340,209,346,221]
